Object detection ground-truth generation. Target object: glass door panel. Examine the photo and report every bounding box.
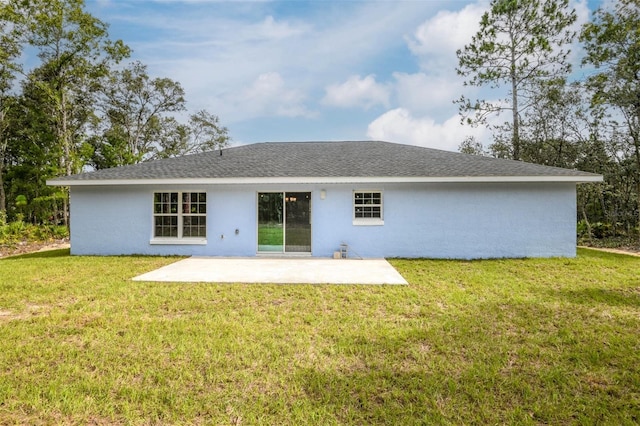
[285,192,311,253]
[258,192,284,252]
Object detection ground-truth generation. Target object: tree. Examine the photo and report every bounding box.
[187,109,230,154]
[458,135,486,156]
[581,0,640,240]
[18,0,129,224]
[22,0,129,176]
[91,63,230,169]
[518,79,589,168]
[0,1,24,214]
[91,61,186,168]
[456,0,577,160]
[3,74,65,223]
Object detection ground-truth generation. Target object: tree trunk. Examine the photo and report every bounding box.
[0,108,6,215]
[0,160,5,215]
[60,90,70,228]
[510,31,520,161]
[581,203,592,243]
[632,130,640,244]
[637,181,640,244]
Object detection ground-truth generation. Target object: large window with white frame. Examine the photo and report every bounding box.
[353,190,383,225]
[153,192,207,239]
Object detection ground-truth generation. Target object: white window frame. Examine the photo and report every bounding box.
[150,191,207,245]
[353,190,384,226]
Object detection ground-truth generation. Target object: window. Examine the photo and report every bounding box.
[353,191,383,225]
[153,192,206,240]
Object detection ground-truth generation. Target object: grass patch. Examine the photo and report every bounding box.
[258,223,283,246]
[0,248,638,424]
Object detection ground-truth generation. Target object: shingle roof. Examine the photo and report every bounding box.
[48,141,602,185]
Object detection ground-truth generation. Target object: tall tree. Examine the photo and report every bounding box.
[3,75,61,223]
[18,0,129,224]
[91,61,186,168]
[456,0,577,160]
[91,63,229,168]
[518,79,589,168]
[22,0,129,176]
[0,1,24,214]
[581,0,640,240]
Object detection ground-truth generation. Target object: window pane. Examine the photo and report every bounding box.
[354,192,382,219]
[154,216,178,237]
[154,192,206,239]
[183,215,206,238]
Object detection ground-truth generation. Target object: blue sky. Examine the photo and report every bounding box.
[87,0,598,151]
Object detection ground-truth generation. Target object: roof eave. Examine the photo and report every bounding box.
[47,175,604,186]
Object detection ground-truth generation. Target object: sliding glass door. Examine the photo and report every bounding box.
[257,192,284,252]
[257,192,311,253]
[284,192,311,252]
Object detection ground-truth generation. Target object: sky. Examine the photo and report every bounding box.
[86,0,600,152]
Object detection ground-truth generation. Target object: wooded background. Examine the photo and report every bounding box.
[0,0,638,245]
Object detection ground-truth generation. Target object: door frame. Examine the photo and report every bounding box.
[256,191,312,254]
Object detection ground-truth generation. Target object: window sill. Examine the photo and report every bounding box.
[150,238,207,245]
[352,219,384,226]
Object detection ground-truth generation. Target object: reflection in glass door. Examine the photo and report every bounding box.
[257,192,311,253]
[285,192,311,253]
[258,192,284,252]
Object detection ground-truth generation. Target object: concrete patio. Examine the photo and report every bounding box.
[132,257,408,285]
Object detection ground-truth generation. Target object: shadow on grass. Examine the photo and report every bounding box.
[296,366,449,424]
[545,287,640,308]
[1,248,70,260]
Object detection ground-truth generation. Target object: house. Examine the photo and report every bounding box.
[47,140,602,259]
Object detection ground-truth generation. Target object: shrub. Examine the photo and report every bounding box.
[0,220,68,246]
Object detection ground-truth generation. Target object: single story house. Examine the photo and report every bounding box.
[48,140,602,259]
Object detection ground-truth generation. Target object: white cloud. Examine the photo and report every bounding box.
[322,75,390,109]
[98,1,440,118]
[407,1,487,70]
[393,72,463,116]
[367,108,489,152]
[386,1,489,137]
[257,15,307,40]
[218,72,312,120]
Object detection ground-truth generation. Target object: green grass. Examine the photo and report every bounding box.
[258,224,311,249]
[0,248,638,424]
[258,223,283,246]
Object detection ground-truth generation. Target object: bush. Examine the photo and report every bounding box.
[0,219,69,246]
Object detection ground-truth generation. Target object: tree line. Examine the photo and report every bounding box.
[0,0,229,225]
[1,0,638,244]
[456,0,639,243]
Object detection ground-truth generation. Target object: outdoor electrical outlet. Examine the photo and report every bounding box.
[235,229,239,235]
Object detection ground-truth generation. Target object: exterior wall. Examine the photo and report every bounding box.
[69,182,577,258]
[313,182,577,259]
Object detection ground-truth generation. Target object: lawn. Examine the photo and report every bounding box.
[0,249,638,424]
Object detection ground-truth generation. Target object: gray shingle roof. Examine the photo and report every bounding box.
[49,141,602,184]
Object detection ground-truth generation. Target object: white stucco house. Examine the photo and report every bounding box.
[48,140,602,259]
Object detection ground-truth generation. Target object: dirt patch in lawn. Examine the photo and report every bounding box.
[0,239,70,258]
[579,246,640,257]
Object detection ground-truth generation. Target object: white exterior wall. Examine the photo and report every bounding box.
[69,182,577,258]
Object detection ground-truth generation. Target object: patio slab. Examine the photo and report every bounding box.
[132,257,408,285]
